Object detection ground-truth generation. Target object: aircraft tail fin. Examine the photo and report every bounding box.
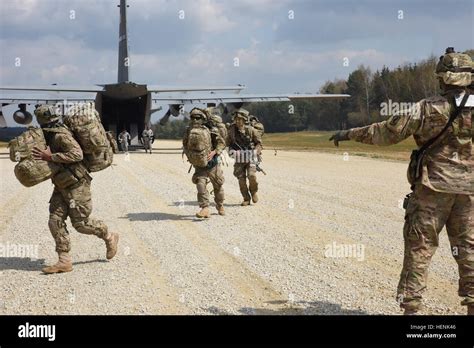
[117,0,130,83]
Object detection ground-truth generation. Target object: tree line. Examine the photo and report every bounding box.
[153,49,473,137]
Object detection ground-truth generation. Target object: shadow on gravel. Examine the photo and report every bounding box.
[73,259,108,266]
[0,257,45,271]
[117,150,182,155]
[205,300,369,315]
[171,201,242,207]
[121,212,197,221]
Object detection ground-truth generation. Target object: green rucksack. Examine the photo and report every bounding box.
[205,107,228,141]
[250,115,264,138]
[185,125,212,168]
[8,127,59,187]
[62,102,115,172]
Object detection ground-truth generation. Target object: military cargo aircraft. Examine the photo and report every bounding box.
[0,0,349,147]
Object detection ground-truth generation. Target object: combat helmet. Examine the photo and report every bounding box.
[232,108,250,122]
[435,47,474,90]
[34,104,61,126]
[189,107,208,120]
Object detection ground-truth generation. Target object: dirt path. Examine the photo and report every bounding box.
[0,140,465,314]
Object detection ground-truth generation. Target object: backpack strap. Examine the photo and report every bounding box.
[412,91,469,182]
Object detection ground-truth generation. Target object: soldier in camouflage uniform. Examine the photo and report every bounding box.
[183,108,226,218]
[227,109,263,206]
[32,105,119,274]
[142,125,154,154]
[330,48,474,315]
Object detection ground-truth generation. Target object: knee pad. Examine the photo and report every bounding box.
[48,216,66,234]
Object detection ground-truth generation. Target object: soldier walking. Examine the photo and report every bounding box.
[142,125,154,154]
[32,105,119,274]
[183,108,226,218]
[118,128,131,152]
[227,109,263,206]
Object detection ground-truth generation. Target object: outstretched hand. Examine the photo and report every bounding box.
[329,130,350,147]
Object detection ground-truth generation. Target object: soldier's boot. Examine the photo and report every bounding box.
[468,305,474,315]
[104,232,119,260]
[42,252,73,274]
[196,207,210,219]
[217,205,225,216]
[251,192,258,204]
[239,179,251,206]
[249,178,258,204]
[403,308,418,315]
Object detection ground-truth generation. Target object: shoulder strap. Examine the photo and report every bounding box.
[412,92,469,183]
[419,92,469,154]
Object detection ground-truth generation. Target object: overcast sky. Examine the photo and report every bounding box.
[0,0,473,124]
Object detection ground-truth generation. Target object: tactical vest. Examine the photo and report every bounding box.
[229,124,255,150]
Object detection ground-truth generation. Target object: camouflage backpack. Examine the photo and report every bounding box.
[250,115,265,138]
[185,125,212,168]
[205,107,228,141]
[62,102,115,172]
[8,127,59,187]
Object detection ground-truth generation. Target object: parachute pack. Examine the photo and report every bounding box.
[9,127,59,187]
[63,102,117,172]
[185,125,212,168]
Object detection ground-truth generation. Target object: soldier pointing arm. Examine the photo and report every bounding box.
[330,48,474,315]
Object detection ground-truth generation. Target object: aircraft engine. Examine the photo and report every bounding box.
[159,104,184,125]
[13,109,33,125]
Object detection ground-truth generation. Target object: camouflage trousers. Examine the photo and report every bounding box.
[143,137,152,152]
[192,164,225,208]
[397,184,474,311]
[120,140,128,152]
[48,178,109,253]
[233,162,258,201]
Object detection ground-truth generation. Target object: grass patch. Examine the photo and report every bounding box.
[264,131,415,161]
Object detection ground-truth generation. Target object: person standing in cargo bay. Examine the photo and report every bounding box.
[31,105,119,274]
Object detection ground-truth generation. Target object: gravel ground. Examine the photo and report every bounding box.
[0,140,465,315]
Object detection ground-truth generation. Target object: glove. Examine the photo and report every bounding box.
[329,130,350,147]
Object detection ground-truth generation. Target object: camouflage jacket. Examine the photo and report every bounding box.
[182,125,226,155]
[348,95,473,194]
[227,124,262,151]
[43,125,90,187]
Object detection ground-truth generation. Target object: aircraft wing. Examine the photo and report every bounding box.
[0,85,99,106]
[151,93,350,104]
[148,85,245,93]
[0,95,96,104]
[0,85,104,93]
[152,92,350,124]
